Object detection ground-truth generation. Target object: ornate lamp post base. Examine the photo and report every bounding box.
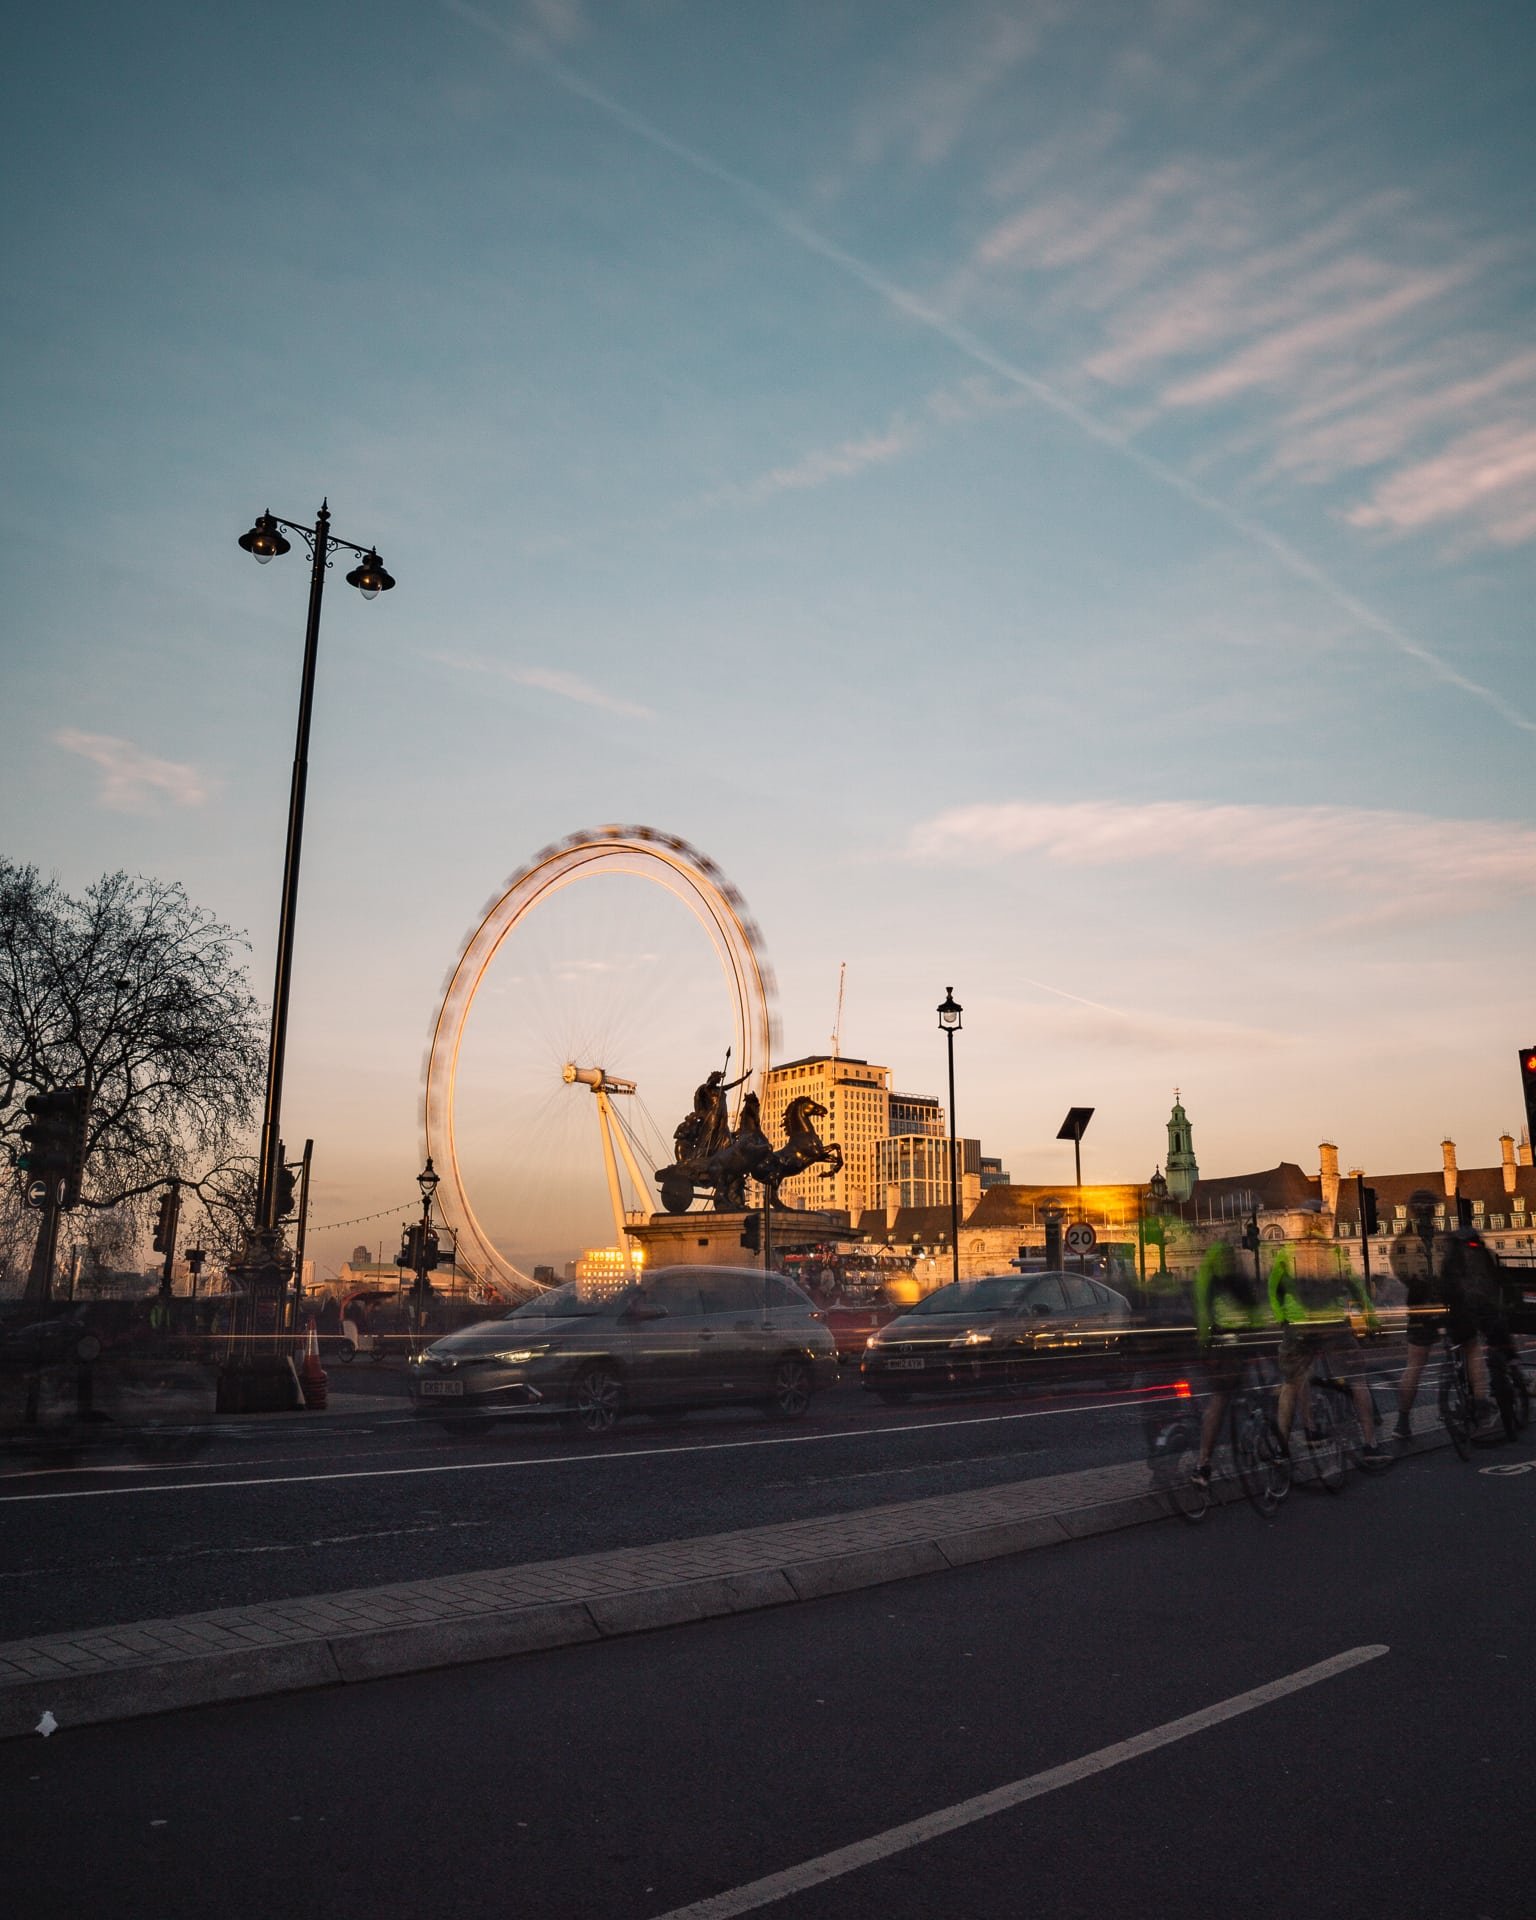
[215,1228,304,1413]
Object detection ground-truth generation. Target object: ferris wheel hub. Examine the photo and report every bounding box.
[563,1064,637,1096]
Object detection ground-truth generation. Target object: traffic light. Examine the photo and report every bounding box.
[1455,1194,1474,1231]
[395,1225,421,1271]
[18,1087,90,1208]
[739,1213,762,1253]
[1360,1186,1380,1237]
[273,1163,298,1219]
[152,1187,180,1253]
[1241,1218,1260,1253]
[1521,1045,1536,1147]
[422,1229,446,1270]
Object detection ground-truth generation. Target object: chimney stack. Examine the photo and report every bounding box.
[1318,1143,1340,1215]
[1520,1129,1534,1169]
[1500,1133,1517,1194]
[1441,1138,1458,1198]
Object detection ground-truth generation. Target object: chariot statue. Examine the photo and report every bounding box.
[656,1072,842,1214]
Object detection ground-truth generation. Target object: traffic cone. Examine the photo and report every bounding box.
[298,1316,328,1410]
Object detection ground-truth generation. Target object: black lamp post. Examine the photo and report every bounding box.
[938,988,962,1286]
[413,1156,440,1338]
[236,503,395,1247]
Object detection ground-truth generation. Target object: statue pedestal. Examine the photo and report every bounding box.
[629,1210,848,1271]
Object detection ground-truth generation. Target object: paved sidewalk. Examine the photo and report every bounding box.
[0,1416,1449,1741]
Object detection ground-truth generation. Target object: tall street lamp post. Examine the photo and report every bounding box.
[938,988,962,1287]
[413,1155,440,1341]
[233,504,395,1339]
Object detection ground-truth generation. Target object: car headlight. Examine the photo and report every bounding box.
[865,1333,880,1349]
[490,1348,547,1365]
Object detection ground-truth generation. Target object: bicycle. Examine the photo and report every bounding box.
[1227,1360,1292,1518]
[1438,1334,1475,1459]
[1145,1386,1214,1524]
[1312,1363,1396,1476]
[1487,1341,1530,1440]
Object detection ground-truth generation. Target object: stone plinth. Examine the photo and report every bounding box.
[629,1210,848,1271]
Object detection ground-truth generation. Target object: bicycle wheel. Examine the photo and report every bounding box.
[1486,1348,1523,1442]
[1231,1397,1290,1516]
[1299,1390,1347,1492]
[1147,1418,1211,1523]
[1510,1364,1531,1435]
[1438,1364,1472,1459]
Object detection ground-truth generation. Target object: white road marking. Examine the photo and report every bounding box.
[648,1645,1390,1920]
[0,1394,1154,1504]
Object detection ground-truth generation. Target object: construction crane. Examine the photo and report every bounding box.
[830,961,846,1061]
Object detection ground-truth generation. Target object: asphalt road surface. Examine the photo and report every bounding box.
[1,1370,1173,1639]
[3,1440,1530,1920]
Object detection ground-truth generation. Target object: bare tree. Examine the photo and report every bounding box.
[0,862,266,1293]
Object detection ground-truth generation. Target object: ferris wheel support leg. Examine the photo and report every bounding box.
[612,1120,656,1226]
[594,1089,630,1255]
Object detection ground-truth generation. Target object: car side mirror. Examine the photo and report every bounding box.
[1031,1301,1052,1315]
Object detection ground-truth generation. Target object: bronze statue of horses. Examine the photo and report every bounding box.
[755,1095,843,1209]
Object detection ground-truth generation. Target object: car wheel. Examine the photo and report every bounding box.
[766,1357,813,1421]
[333,1340,356,1367]
[569,1364,624,1434]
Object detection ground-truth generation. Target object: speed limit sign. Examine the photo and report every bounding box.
[1064,1221,1097,1256]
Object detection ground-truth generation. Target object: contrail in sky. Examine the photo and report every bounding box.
[446,1,1536,738]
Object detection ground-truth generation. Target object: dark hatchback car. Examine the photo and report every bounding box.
[860,1271,1132,1400]
[408,1265,837,1432]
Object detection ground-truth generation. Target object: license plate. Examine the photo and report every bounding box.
[418,1380,464,1397]
[888,1357,925,1371]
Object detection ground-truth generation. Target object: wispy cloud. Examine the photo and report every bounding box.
[1345,422,1536,549]
[846,5,1055,170]
[446,0,1536,737]
[53,730,212,812]
[961,131,1534,556]
[752,424,915,496]
[909,799,1536,895]
[998,995,1291,1056]
[430,651,654,720]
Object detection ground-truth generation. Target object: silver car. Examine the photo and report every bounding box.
[408,1265,837,1433]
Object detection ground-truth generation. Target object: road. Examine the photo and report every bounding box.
[3,1440,1530,1920]
[1,1369,1173,1640]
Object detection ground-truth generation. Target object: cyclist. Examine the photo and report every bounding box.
[1269,1243,1389,1462]
[1391,1194,1502,1442]
[1189,1237,1264,1489]
[1441,1225,1511,1442]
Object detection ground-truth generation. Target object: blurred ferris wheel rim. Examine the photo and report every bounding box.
[423,825,779,1299]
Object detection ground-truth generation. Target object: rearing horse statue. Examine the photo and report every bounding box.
[755,1095,843,1210]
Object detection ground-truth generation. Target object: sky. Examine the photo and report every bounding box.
[3,0,1534,1279]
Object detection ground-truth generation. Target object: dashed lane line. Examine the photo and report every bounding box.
[648,1645,1391,1920]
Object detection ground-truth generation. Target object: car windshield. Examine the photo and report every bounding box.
[501,1283,615,1320]
[906,1278,1028,1315]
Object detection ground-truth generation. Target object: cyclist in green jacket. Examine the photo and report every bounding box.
[1189,1239,1264,1487]
[1269,1246,1388,1460]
